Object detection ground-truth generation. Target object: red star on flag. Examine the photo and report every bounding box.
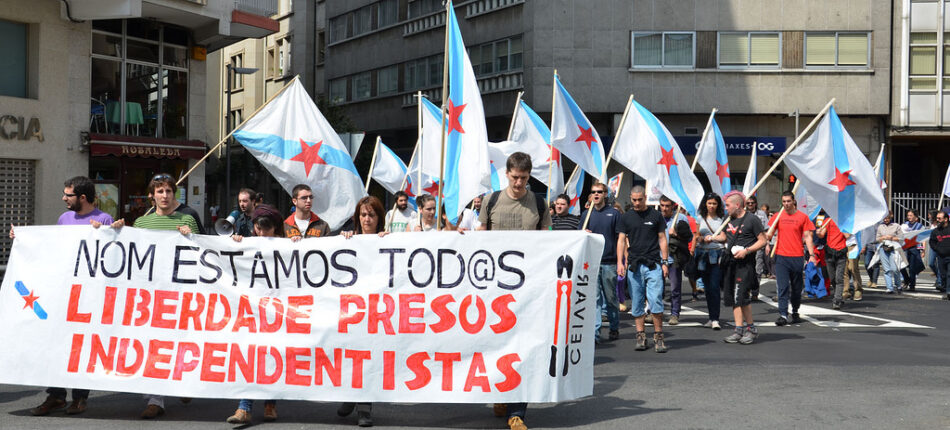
[569,194,580,210]
[21,290,39,310]
[546,145,562,166]
[446,99,467,135]
[583,262,589,271]
[403,180,416,197]
[657,147,678,174]
[903,236,919,250]
[828,167,856,192]
[575,125,597,150]
[715,161,730,184]
[290,139,326,177]
[423,180,443,198]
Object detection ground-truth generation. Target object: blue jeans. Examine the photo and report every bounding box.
[699,263,721,322]
[627,263,664,317]
[238,399,276,412]
[669,265,683,316]
[47,387,89,400]
[864,248,880,284]
[878,247,901,291]
[775,255,805,318]
[595,264,619,335]
[901,247,924,288]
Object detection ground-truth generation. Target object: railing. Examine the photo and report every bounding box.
[234,0,278,17]
[476,71,522,94]
[892,192,941,225]
[466,0,524,18]
[402,88,443,107]
[403,11,445,37]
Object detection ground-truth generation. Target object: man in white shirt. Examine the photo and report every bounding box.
[385,191,417,232]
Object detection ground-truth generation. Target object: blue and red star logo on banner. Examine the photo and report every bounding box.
[14,281,47,320]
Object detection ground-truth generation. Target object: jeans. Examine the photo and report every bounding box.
[775,255,805,318]
[627,263,664,317]
[669,265,684,316]
[827,247,848,301]
[878,248,901,292]
[699,263,721,322]
[937,254,950,289]
[595,264,620,335]
[507,402,526,419]
[930,248,942,288]
[238,399,276,412]
[864,248,880,285]
[47,387,89,400]
[901,247,924,288]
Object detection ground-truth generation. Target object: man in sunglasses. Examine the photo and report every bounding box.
[284,184,329,239]
[579,182,621,343]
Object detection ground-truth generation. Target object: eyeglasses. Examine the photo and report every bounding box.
[63,192,77,197]
[590,190,605,194]
[296,195,314,200]
[152,174,173,181]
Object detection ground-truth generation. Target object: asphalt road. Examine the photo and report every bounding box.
[2,273,948,430]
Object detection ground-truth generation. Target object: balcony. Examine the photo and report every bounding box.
[234,0,278,17]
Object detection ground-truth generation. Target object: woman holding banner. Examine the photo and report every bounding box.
[227,204,285,424]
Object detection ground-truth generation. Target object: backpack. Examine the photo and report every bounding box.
[484,191,547,231]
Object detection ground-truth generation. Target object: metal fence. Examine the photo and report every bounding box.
[892,192,942,225]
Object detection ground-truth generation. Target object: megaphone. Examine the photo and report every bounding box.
[215,210,240,236]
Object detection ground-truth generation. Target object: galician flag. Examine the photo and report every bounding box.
[509,100,565,201]
[695,115,732,196]
[873,143,887,190]
[607,172,623,198]
[565,169,585,216]
[233,79,364,230]
[551,75,606,182]
[486,141,512,192]
[611,99,705,215]
[743,144,758,196]
[901,228,932,250]
[795,183,822,220]
[784,106,887,234]
[442,2,491,223]
[370,139,409,195]
[940,163,950,199]
[406,97,445,199]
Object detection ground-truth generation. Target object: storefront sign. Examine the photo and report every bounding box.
[120,145,182,157]
[674,136,787,156]
[0,115,43,142]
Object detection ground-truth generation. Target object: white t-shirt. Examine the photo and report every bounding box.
[385,207,416,232]
[456,208,481,231]
[294,216,310,233]
[409,214,438,231]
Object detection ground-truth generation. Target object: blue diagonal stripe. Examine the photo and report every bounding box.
[555,77,603,174]
[632,101,697,215]
[829,107,856,232]
[233,130,360,178]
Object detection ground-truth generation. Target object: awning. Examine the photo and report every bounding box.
[88,133,207,159]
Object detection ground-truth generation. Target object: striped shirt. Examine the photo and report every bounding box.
[551,214,580,231]
[134,212,199,232]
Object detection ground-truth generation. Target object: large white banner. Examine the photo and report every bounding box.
[0,227,603,403]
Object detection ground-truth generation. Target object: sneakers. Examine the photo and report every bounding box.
[141,404,165,419]
[711,320,721,330]
[226,408,251,424]
[508,416,528,430]
[791,313,802,324]
[775,316,788,326]
[885,289,895,294]
[702,320,713,328]
[608,330,619,341]
[832,300,842,310]
[669,315,679,325]
[66,398,87,415]
[492,403,507,417]
[724,327,744,343]
[635,331,648,351]
[739,326,758,345]
[263,403,277,422]
[853,290,863,301]
[31,395,66,416]
[653,332,668,353]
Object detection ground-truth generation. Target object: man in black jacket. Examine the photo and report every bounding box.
[930,211,950,301]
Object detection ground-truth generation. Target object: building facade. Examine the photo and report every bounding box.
[0,0,278,270]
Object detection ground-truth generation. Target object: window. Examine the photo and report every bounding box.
[90,19,190,139]
[329,15,347,42]
[909,32,938,90]
[379,0,398,28]
[472,36,524,76]
[805,32,870,67]
[316,31,326,64]
[631,32,695,68]
[378,66,398,95]
[330,0,398,43]
[408,0,442,18]
[0,159,35,270]
[230,53,244,90]
[277,38,291,76]
[329,78,347,104]
[266,47,276,77]
[352,72,372,101]
[719,32,780,67]
[0,19,30,98]
[405,54,443,90]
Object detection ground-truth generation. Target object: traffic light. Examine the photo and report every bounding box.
[788,174,797,192]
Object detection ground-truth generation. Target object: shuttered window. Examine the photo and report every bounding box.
[0,159,35,270]
[805,32,871,67]
[631,32,694,68]
[719,32,780,67]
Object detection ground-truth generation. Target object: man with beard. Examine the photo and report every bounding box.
[930,211,950,300]
[385,190,416,232]
[234,188,260,236]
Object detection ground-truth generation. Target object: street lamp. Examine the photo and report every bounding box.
[225,64,259,215]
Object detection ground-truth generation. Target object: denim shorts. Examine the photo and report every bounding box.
[627,263,664,317]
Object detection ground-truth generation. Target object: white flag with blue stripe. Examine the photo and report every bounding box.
[510,101,565,201]
[370,140,409,195]
[742,144,758,196]
[611,99,704,215]
[551,75,606,182]
[565,169,585,216]
[232,79,365,230]
[784,106,887,234]
[695,114,732,197]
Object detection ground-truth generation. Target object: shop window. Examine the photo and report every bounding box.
[0,19,31,99]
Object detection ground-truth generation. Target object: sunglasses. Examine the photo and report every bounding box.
[152,174,174,181]
[590,190,605,194]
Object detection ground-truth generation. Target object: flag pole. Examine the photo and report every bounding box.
[436,2,451,231]
[689,108,719,171]
[547,70,559,207]
[177,75,301,186]
[364,136,381,193]
[386,143,420,232]
[507,91,524,141]
[768,180,803,257]
[710,97,836,238]
[416,91,424,198]
[581,94,634,230]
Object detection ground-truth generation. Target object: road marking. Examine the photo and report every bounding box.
[675,303,933,329]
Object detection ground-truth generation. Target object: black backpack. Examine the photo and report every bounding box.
[484,191,547,231]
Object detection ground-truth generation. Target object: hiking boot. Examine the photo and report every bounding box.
[357,409,373,427]
[226,408,251,424]
[508,416,528,430]
[644,314,654,324]
[608,330,619,341]
[669,315,679,325]
[653,332,668,353]
[724,328,744,344]
[853,290,863,301]
[711,320,721,330]
[791,313,802,324]
[66,398,87,415]
[492,403,507,417]
[141,404,164,419]
[635,331,648,351]
[263,403,277,422]
[775,316,788,326]
[739,326,758,344]
[31,395,66,416]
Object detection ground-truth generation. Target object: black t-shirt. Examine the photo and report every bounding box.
[176,204,206,234]
[616,207,665,265]
[725,212,764,250]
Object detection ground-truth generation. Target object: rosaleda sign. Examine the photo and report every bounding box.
[0,115,43,142]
